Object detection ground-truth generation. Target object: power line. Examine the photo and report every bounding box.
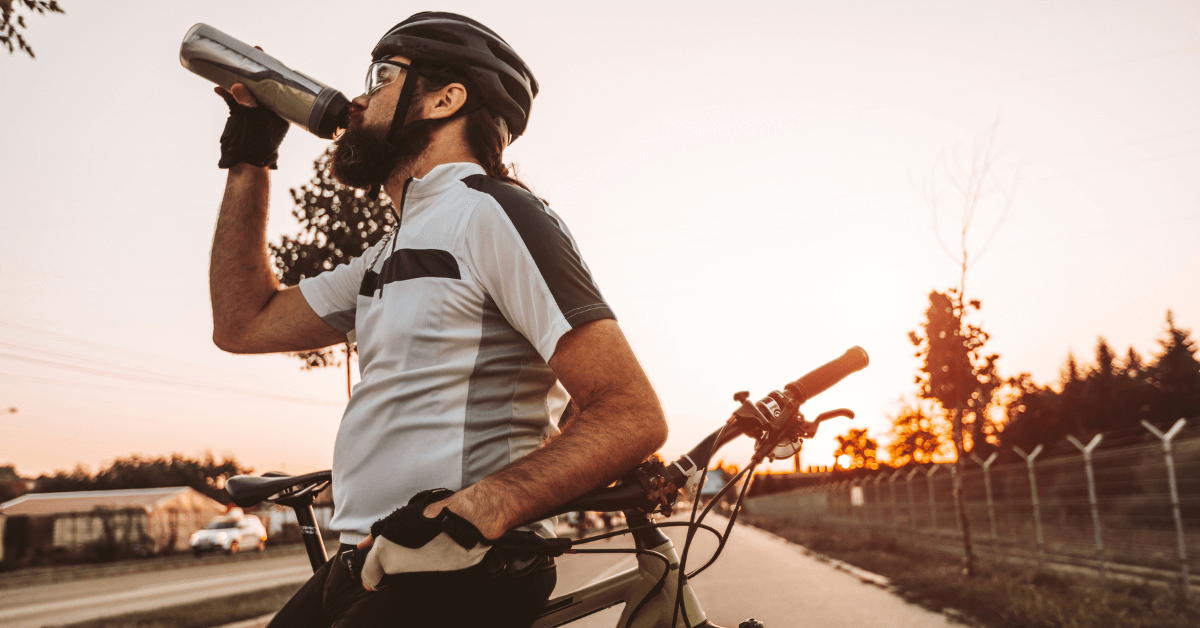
[0,320,348,406]
[939,44,1200,101]
[1036,127,1200,164]
[1032,145,1200,185]
[0,352,343,407]
[0,320,255,376]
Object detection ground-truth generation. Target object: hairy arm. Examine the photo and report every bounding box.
[429,318,668,539]
[209,163,346,354]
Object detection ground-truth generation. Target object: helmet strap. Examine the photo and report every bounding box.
[386,61,424,149]
[385,61,482,150]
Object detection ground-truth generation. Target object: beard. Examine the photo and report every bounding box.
[330,115,436,190]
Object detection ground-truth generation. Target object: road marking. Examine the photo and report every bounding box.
[0,565,311,620]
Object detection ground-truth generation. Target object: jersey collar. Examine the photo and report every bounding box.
[406,162,487,199]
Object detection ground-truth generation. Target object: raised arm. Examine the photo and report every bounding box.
[209,164,345,354]
[208,85,346,355]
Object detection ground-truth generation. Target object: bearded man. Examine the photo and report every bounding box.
[207,12,668,628]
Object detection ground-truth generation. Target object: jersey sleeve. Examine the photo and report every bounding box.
[298,238,387,334]
[462,176,615,362]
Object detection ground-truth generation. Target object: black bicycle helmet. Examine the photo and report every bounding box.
[372,12,539,144]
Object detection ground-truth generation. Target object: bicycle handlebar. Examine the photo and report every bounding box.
[783,345,869,405]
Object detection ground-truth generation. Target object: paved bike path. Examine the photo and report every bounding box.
[555,515,948,628]
[680,517,946,627]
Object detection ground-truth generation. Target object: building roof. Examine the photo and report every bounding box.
[0,487,204,516]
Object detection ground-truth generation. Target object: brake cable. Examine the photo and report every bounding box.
[672,420,736,628]
[564,520,724,628]
[688,459,759,578]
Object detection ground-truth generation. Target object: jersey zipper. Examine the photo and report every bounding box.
[389,177,413,229]
[385,177,413,265]
[368,177,414,292]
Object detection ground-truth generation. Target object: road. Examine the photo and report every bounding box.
[0,552,313,628]
[0,518,947,628]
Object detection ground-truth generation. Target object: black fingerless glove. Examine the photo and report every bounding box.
[370,488,490,550]
[217,94,290,169]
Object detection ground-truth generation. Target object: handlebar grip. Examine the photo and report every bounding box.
[784,346,869,404]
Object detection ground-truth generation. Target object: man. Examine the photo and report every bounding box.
[208,12,667,627]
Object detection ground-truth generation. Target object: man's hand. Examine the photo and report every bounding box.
[215,82,289,170]
[358,489,492,590]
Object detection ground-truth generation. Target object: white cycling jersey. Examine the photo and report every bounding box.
[299,162,614,543]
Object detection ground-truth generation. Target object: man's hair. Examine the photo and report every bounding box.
[411,72,531,192]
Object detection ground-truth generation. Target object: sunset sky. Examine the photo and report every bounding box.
[2,1,1199,478]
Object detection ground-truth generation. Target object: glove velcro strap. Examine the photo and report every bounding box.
[435,507,490,550]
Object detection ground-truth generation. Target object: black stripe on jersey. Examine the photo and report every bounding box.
[358,249,461,296]
[462,175,615,328]
[358,270,379,297]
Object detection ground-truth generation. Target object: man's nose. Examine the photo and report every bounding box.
[351,94,369,109]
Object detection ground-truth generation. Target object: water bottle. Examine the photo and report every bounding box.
[180,23,350,140]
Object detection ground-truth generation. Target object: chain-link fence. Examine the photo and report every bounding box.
[744,419,1200,591]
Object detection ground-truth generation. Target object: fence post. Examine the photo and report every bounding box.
[889,470,903,530]
[950,465,962,533]
[906,468,921,526]
[850,478,862,521]
[1141,418,1190,597]
[1066,434,1106,582]
[1013,444,1046,569]
[971,452,999,544]
[873,474,885,525]
[926,466,941,531]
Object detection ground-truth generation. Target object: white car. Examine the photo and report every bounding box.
[190,515,267,556]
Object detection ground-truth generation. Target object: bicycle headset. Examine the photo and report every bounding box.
[371,12,540,147]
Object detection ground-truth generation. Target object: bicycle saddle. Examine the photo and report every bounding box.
[226,470,332,508]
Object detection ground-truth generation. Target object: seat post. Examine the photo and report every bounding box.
[277,492,328,571]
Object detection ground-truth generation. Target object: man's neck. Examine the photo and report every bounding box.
[383,128,480,206]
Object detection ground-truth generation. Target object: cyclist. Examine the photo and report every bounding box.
[207,12,668,627]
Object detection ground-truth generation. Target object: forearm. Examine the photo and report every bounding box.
[210,164,280,350]
[445,389,668,539]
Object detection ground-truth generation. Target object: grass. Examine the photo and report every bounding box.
[47,582,301,628]
[743,515,1200,628]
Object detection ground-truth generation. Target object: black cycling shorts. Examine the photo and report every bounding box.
[268,544,557,628]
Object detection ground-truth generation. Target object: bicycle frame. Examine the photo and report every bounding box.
[530,512,710,628]
[279,501,711,627]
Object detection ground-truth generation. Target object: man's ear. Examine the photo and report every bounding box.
[427,83,469,120]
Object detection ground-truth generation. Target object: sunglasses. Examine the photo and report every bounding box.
[365,59,411,97]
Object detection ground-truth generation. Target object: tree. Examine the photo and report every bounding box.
[1145,311,1200,426]
[886,400,952,465]
[833,428,879,469]
[910,291,1003,453]
[269,147,394,398]
[1000,316,1196,450]
[1000,372,1065,451]
[34,452,252,503]
[910,121,1015,577]
[1,1,64,58]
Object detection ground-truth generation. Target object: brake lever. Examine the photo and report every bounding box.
[796,408,855,438]
[732,391,774,429]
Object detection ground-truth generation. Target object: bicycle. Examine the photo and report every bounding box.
[227,346,869,628]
